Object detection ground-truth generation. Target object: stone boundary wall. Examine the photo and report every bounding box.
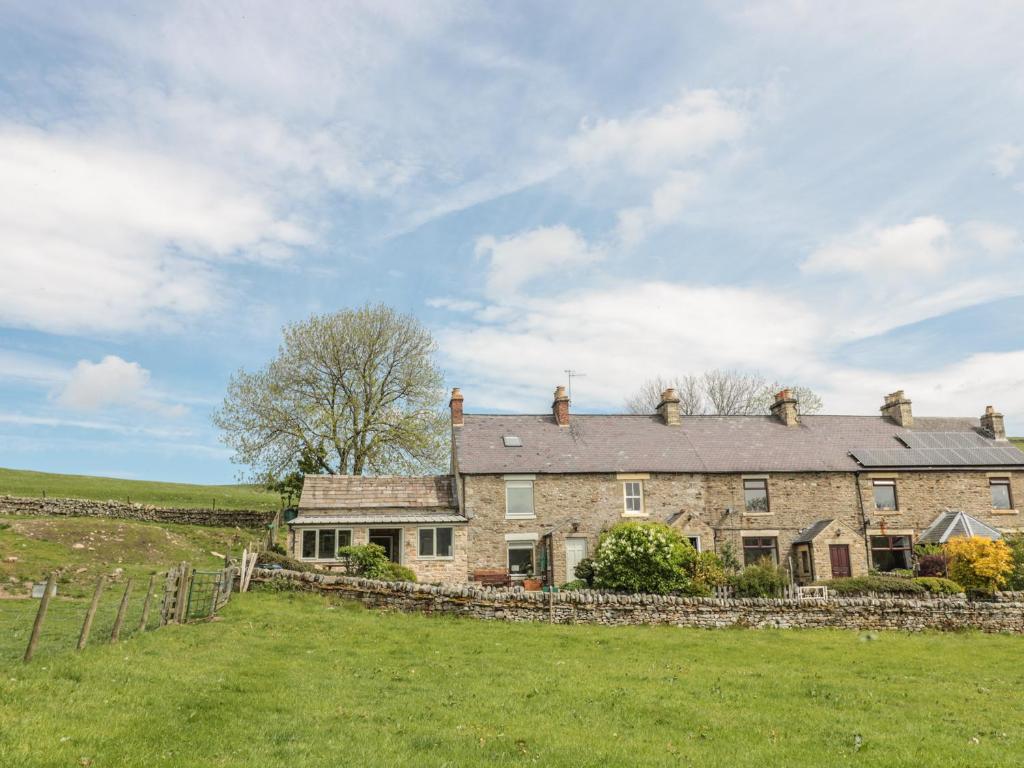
[0,495,274,529]
[254,569,1024,633]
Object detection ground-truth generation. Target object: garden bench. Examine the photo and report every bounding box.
[472,568,511,587]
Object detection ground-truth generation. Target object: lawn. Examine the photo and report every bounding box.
[1,591,1022,767]
[0,466,278,511]
[0,515,259,598]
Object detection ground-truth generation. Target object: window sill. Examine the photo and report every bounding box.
[505,515,537,521]
[873,510,901,515]
[416,556,455,561]
[621,512,649,518]
[992,509,1019,515]
[742,511,773,517]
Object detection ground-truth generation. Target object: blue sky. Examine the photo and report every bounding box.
[1,1,1022,483]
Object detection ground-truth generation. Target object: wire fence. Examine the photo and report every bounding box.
[0,563,238,664]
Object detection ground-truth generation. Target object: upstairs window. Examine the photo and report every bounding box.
[991,478,1013,510]
[623,481,644,514]
[743,479,770,513]
[418,527,454,558]
[872,480,898,511]
[505,479,535,518]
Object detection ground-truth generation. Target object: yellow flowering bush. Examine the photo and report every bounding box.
[944,536,1013,592]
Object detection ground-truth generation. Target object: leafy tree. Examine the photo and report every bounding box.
[214,304,448,479]
[945,536,1014,592]
[624,370,823,416]
[1005,535,1024,590]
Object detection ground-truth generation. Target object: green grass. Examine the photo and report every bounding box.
[0,515,258,598]
[1012,437,1023,450]
[0,466,277,511]
[1,591,1022,767]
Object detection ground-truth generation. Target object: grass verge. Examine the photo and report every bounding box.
[1,590,1023,767]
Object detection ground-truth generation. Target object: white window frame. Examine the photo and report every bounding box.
[990,478,1014,511]
[417,526,455,560]
[685,535,701,552]
[507,539,536,579]
[505,478,536,519]
[622,480,645,516]
[299,527,353,561]
[872,479,899,512]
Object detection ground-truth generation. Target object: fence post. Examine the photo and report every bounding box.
[110,578,134,642]
[174,562,191,623]
[159,566,178,626]
[77,576,106,651]
[24,572,57,663]
[139,574,157,632]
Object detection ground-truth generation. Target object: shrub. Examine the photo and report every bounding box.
[685,550,728,590]
[560,579,588,591]
[818,576,925,596]
[336,544,409,581]
[255,549,313,572]
[889,568,915,579]
[379,562,417,582]
[730,558,788,598]
[1004,534,1024,590]
[718,541,741,574]
[574,557,596,587]
[913,577,964,595]
[592,522,695,595]
[917,553,948,578]
[267,542,287,556]
[945,536,1013,592]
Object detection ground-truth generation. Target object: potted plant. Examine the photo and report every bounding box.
[522,567,543,592]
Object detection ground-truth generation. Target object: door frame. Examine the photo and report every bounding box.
[368,528,403,564]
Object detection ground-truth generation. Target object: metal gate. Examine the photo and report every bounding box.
[186,570,226,620]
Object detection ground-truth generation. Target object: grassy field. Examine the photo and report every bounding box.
[1013,438,1024,450]
[1,590,1022,767]
[0,466,277,510]
[0,515,258,598]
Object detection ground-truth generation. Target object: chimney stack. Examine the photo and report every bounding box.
[657,388,681,426]
[981,405,1007,441]
[552,385,570,426]
[880,390,913,427]
[449,387,464,428]
[770,388,800,427]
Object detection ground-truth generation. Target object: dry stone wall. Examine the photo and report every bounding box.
[256,568,1024,633]
[0,495,274,528]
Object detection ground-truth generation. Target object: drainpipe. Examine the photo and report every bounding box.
[855,471,871,572]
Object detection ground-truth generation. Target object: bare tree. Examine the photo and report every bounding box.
[213,304,448,479]
[625,370,824,416]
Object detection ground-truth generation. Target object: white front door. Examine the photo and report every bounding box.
[565,538,588,583]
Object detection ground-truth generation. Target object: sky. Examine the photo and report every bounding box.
[1,1,1023,484]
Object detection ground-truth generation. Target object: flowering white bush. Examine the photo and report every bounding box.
[592,522,703,595]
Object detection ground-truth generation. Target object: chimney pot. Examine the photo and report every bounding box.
[981,405,1007,441]
[449,387,464,428]
[880,390,913,427]
[657,388,681,426]
[770,388,800,427]
[552,385,570,426]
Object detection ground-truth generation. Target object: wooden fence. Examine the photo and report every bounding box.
[20,562,238,663]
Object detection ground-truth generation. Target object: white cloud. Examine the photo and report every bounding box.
[0,127,311,335]
[615,172,702,247]
[475,226,605,299]
[56,356,186,417]
[801,216,953,276]
[568,90,748,176]
[0,350,69,386]
[964,220,1020,256]
[990,142,1023,178]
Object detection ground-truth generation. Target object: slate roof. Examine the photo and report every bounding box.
[792,519,836,544]
[290,513,466,525]
[454,413,1024,474]
[299,475,456,511]
[918,511,1003,544]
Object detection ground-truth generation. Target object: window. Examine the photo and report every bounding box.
[505,479,535,518]
[991,478,1013,510]
[870,535,912,572]
[742,536,778,565]
[507,540,535,577]
[686,536,701,552]
[872,480,898,511]
[743,479,770,513]
[299,528,351,560]
[502,435,522,447]
[623,481,644,514]
[799,549,811,574]
[418,527,454,558]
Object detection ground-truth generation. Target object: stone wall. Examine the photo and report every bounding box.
[0,495,274,528]
[255,568,1024,633]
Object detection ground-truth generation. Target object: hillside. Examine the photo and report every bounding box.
[0,514,257,598]
[0,467,277,511]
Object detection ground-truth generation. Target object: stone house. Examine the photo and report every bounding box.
[290,385,1024,586]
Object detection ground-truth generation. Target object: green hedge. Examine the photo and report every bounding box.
[816,575,926,596]
[912,577,964,595]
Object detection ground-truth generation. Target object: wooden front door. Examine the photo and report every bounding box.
[829,544,852,578]
[565,538,588,583]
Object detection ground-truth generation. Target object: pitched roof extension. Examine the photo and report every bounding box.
[299,475,456,511]
[454,413,1024,474]
[918,511,1003,544]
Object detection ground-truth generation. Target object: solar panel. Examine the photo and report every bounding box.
[850,446,1024,467]
[502,435,522,447]
[896,431,992,450]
